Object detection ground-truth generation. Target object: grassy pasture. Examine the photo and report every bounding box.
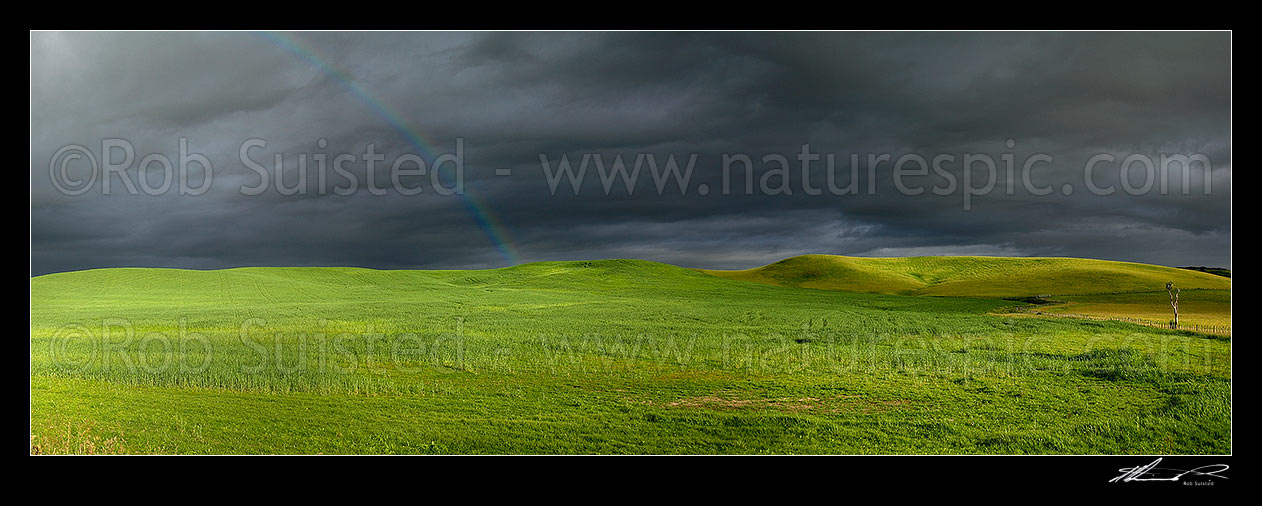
[1037,290,1231,329]
[30,258,1231,454]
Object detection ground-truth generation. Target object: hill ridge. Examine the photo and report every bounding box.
[694,254,1230,298]
[32,255,1230,301]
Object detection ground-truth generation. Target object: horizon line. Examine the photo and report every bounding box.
[28,253,1232,278]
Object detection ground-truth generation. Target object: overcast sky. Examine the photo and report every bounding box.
[30,31,1231,275]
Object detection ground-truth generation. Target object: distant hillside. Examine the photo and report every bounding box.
[28,259,730,305]
[1180,266,1231,278]
[31,256,1231,306]
[695,255,1231,298]
[29,259,1015,333]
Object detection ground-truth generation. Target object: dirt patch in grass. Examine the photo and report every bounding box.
[648,394,912,414]
[30,417,131,455]
[664,396,822,411]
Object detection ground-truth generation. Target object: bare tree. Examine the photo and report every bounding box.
[1166,281,1180,329]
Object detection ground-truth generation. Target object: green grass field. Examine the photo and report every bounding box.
[30,257,1231,454]
[1036,290,1231,329]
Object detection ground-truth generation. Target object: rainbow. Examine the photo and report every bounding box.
[255,32,521,266]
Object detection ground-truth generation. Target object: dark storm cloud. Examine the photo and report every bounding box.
[30,31,1231,275]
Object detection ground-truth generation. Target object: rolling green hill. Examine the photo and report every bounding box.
[696,255,1230,298]
[30,258,1231,454]
[31,259,1001,337]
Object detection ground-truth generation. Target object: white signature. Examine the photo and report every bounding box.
[1110,458,1229,483]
